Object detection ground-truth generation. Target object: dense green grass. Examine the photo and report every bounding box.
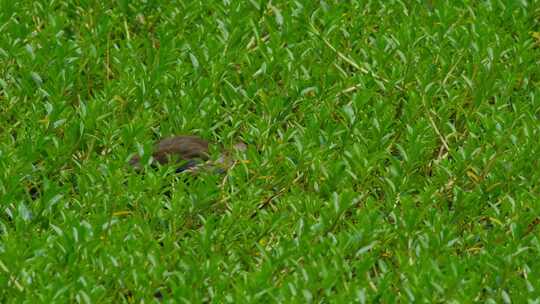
[1,0,540,302]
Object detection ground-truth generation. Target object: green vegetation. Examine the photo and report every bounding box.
[1,0,540,302]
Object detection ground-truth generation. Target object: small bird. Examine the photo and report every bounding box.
[129,135,246,173]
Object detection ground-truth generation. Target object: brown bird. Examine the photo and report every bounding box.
[129,135,246,173]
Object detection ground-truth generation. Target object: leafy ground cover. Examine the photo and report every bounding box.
[1,0,540,302]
